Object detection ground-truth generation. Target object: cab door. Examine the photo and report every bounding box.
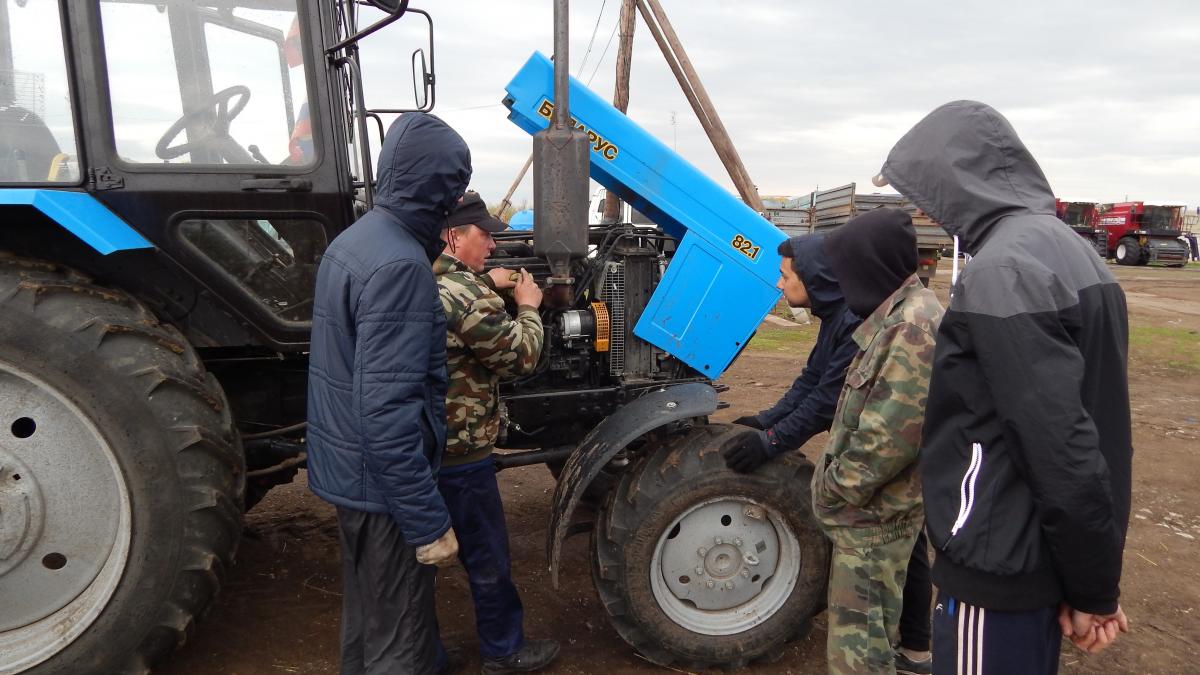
[68,0,354,350]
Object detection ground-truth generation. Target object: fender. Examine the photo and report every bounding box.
[547,381,717,586]
[0,189,152,254]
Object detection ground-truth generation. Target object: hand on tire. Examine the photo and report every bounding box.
[416,527,459,567]
[723,430,773,473]
[732,415,764,430]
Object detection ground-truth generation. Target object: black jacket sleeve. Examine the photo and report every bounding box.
[758,318,858,453]
[757,362,819,429]
[965,263,1122,614]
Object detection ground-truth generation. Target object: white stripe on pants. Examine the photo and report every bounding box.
[957,605,987,675]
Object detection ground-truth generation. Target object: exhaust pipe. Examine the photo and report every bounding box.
[532,0,590,287]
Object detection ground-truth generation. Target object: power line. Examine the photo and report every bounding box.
[576,0,608,76]
[588,13,624,85]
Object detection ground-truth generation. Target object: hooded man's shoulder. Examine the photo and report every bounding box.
[331,210,427,270]
[956,253,1084,318]
[899,285,945,334]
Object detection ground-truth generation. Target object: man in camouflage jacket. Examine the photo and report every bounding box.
[433,191,560,674]
[810,208,945,675]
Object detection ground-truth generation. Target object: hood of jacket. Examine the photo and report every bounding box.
[823,208,918,319]
[785,234,847,321]
[375,113,472,262]
[879,100,1057,254]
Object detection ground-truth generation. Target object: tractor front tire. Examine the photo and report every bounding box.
[591,424,829,670]
[0,256,243,674]
[1115,238,1143,266]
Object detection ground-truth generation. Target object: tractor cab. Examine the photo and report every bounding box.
[0,0,431,347]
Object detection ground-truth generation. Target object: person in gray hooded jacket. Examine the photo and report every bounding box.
[875,101,1131,674]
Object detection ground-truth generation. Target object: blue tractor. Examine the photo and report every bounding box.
[0,2,827,672]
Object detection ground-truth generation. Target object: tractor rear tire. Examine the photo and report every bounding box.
[591,424,829,670]
[0,256,243,674]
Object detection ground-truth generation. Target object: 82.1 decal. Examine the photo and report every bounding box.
[730,234,761,260]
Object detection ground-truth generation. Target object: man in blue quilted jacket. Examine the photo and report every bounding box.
[307,112,471,675]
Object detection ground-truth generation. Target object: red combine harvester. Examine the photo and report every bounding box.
[1097,202,1190,266]
[1055,199,1106,256]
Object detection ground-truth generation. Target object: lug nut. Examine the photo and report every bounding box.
[714,537,723,545]
[741,569,750,578]
[734,537,743,547]
[725,581,735,590]
[706,580,715,588]
[695,566,704,576]
[697,547,708,556]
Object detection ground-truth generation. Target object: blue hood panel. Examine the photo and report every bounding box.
[504,52,785,377]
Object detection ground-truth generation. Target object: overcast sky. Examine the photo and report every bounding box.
[362,1,1200,213]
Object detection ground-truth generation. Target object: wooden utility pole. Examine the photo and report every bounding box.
[636,0,763,212]
[600,0,638,224]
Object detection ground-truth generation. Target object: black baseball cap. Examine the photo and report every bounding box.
[447,191,508,232]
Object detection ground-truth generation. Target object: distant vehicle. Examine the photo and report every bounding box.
[1055,199,1106,256]
[806,183,951,284]
[1097,202,1190,266]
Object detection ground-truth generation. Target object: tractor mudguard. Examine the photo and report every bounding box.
[547,381,717,586]
[0,189,152,254]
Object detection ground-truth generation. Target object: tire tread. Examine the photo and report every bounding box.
[0,257,243,674]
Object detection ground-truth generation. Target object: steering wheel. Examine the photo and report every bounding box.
[155,85,251,161]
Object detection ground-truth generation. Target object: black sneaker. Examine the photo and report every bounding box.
[480,639,560,674]
[894,650,932,675]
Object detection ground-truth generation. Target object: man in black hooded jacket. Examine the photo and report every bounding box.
[723,234,861,469]
[876,100,1132,673]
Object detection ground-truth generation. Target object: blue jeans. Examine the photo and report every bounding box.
[438,457,525,659]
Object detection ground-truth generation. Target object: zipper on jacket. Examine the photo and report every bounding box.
[950,442,984,536]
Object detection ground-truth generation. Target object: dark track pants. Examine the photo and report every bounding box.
[900,528,932,652]
[438,457,525,659]
[336,507,446,675]
[932,590,1062,675]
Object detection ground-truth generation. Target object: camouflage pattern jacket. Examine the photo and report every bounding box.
[811,274,944,548]
[434,254,543,466]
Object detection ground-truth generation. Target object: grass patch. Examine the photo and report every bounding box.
[1128,325,1200,373]
[746,323,818,354]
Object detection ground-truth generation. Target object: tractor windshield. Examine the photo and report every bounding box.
[100,0,314,167]
[0,0,80,183]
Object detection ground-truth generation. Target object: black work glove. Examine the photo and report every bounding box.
[732,415,764,430]
[723,430,774,473]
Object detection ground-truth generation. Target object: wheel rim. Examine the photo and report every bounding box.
[1117,243,1128,260]
[650,497,801,636]
[0,360,132,671]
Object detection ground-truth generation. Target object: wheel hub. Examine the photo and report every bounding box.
[703,543,742,580]
[658,499,782,612]
[0,360,131,671]
[0,451,44,575]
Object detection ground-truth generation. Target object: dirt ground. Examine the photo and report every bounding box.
[160,265,1200,675]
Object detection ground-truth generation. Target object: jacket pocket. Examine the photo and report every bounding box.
[839,368,870,429]
[949,442,984,537]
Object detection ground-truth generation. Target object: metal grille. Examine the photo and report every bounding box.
[0,71,45,116]
[600,261,626,375]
